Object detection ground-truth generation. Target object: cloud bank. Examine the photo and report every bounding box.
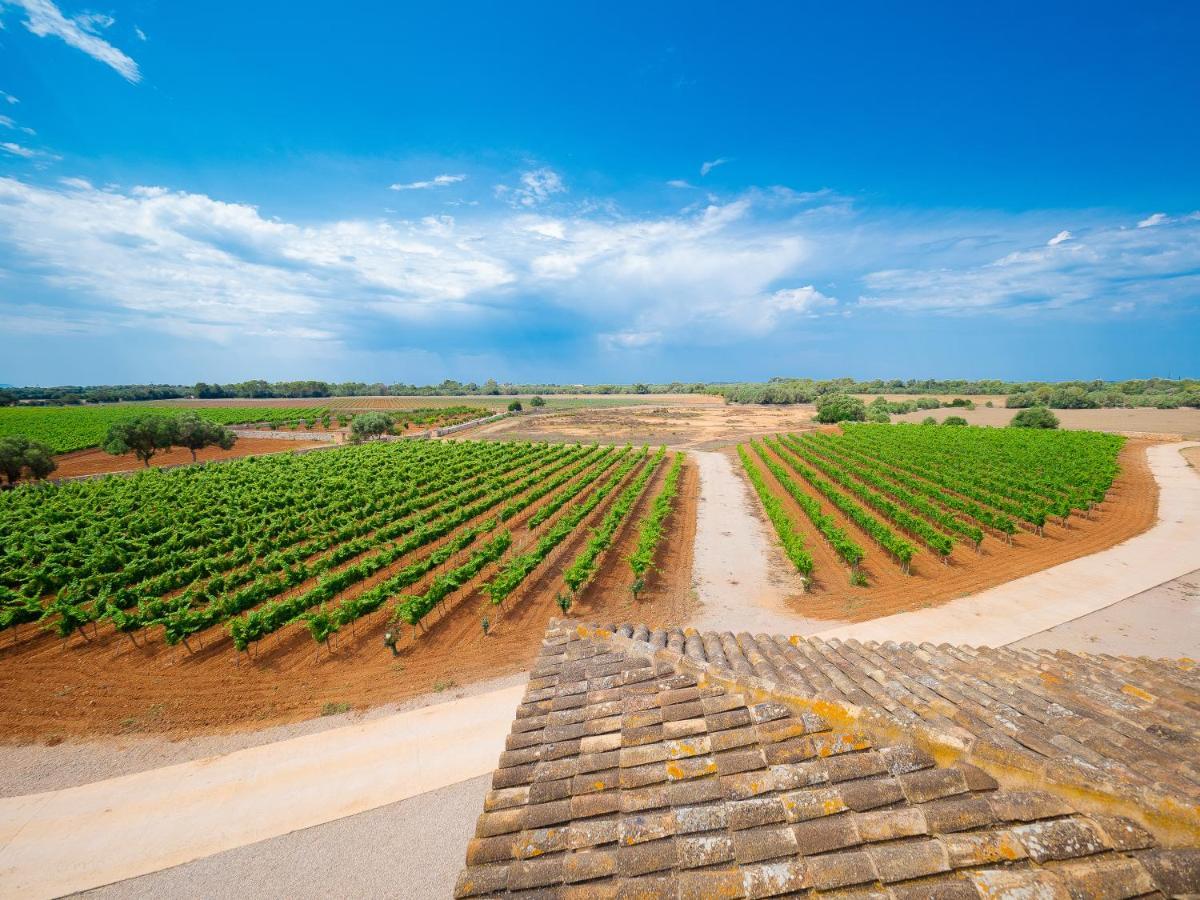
[0,174,1196,370]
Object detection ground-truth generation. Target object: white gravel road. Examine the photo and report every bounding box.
[75,774,490,899]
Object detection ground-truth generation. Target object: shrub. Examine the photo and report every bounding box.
[507,400,523,412]
[866,408,890,423]
[942,416,968,426]
[1010,406,1060,429]
[814,394,867,424]
[921,416,938,425]
[530,395,546,407]
[915,397,941,410]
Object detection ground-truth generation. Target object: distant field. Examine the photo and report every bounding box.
[152,393,717,411]
[890,405,1200,438]
[0,405,331,454]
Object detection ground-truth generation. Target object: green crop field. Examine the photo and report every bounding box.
[0,405,332,454]
[0,438,674,653]
[744,424,1123,585]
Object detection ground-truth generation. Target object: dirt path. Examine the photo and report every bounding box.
[815,442,1200,647]
[0,682,524,900]
[687,450,839,634]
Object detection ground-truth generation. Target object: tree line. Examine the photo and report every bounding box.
[2,376,1196,409]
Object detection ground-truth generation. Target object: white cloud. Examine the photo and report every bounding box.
[134,25,146,41]
[73,10,113,33]
[499,167,566,207]
[0,90,18,104]
[666,179,693,189]
[860,212,1200,316]
[1,141,36,157]
[1047,230,1071,246]
[1137,212,1167,228]
[768,285,837,317]
[0,174,1195,361]
[389,173,467,191]
[6,0,140,82]
[700,158,728,176]
[0,114,34,135]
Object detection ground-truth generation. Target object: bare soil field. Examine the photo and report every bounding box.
[892,405,1200,438]
[0,456,696,742]
[740,439,1159,623]
[157,393,715,411]
[52,438,329,478]
[849,393,1010,405]
[469,401,817,449]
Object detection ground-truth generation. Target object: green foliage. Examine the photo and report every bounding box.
[737,446,814,582]
[766,438,919,569]
[942,416,968,426]
[921,416,938,425]
[102,415,178,467]
[562,448,666,595]
[486,447,646,604]
[0,439,595,643]
[174,412,237,461]
[0,436,57,484]
[814,394,867,424]
[507,400,523,412]
[1010,406,1060,429]
[752,440,866,568]
[627,452,684,592]
[530,395,546,407]
[0,405,330,454]
[866,408,891,423]
[349,411,395,442]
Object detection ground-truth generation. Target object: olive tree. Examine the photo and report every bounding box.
[102,415,178,467]
[530,395,546,407]
[350,411,395,442]
[174,412,237,461]
[507,400,523,412]
[0,436,57,485]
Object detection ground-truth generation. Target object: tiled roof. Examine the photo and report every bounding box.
[455,620,1200,899]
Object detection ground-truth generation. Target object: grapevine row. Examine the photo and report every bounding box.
[627,452,686,595]
[737,446,813,585]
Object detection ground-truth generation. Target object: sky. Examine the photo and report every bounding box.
[0,1,1197,387]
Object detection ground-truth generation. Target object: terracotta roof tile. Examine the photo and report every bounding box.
[454,620,1200,898]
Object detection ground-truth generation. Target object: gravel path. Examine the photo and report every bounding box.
[1010,568,1199,657]
[0,683,523,899]
[687,449,843,635]
[75,774,489,899]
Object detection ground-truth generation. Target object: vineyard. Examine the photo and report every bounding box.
[741,424,1128,601]
[0,438,688,670]
[0,404,488,454]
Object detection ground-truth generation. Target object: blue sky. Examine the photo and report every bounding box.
[0,1,1197,386]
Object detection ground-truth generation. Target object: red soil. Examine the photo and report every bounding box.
[52,439,329,478]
